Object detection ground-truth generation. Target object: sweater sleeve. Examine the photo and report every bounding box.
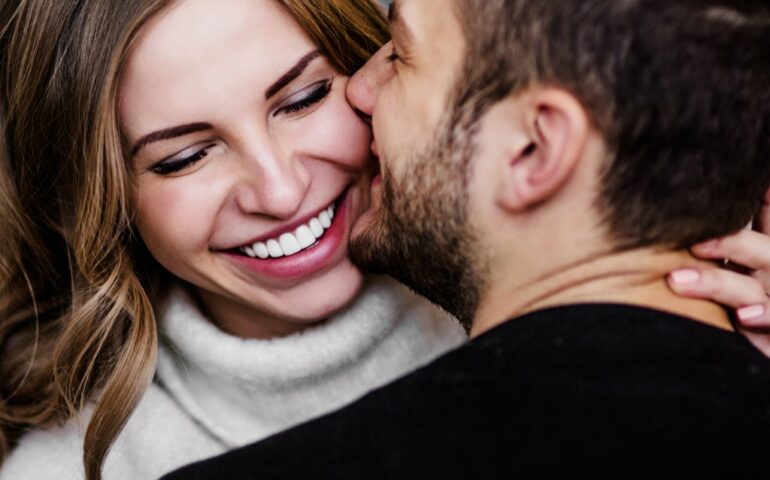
[1,385,225,480]
[0,416,86,480]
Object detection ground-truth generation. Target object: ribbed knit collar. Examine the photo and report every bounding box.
[154,275,465,447]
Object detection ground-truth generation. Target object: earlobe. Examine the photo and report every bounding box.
[496,89,590,212]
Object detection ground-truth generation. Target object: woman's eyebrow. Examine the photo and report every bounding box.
[130,50,322,157]
[131,122,212,157]
[264,49,321,99]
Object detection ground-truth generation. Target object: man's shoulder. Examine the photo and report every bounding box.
[474,303,770,406]
[381,302,770,397]
[485,303,770,380]
[162,303,770,479]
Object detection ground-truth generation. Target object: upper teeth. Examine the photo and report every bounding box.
[240,204,336,259]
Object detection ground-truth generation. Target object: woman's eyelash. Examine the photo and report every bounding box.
[148,81,332,175]
[275,80,333,116]
[151,144,215,175]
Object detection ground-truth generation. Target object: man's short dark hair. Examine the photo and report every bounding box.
[453,0,770,249]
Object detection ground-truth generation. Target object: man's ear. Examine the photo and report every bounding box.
[496,88,590,212]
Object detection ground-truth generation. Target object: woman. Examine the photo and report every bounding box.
[1,0,769,479]
[0,1,465,478]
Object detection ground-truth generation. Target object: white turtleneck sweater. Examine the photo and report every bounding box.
[0,276,466,479]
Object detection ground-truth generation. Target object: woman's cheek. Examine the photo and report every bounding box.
[288,80,372,170]
[133,177,221,270]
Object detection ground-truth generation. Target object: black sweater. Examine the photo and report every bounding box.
[163,304,770,479]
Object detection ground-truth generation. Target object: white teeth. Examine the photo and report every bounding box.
[239,201,337,259]
[267,239,283,258]
[279,233,301,256]
[295,225,316,248]
[254,242,269,259]
[319,211,331,228]
[309,218,324,238]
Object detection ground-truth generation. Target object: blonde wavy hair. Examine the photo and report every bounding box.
[0,0,388,478]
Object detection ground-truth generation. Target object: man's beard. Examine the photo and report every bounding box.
[349,117,484,330]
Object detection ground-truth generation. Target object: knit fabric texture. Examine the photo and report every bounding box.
[0,276,466,479]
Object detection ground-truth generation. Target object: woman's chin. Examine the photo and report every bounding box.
[274,261,365,323]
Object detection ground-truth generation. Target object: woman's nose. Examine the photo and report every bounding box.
[234,148,311,220]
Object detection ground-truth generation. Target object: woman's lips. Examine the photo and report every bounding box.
[233,194,341,250]
[237,202,336,259]
[224,189,352,282]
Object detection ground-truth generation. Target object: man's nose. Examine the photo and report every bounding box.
[347,42,393,120]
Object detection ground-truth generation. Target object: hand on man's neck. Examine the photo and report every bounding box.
[471,248,733,338]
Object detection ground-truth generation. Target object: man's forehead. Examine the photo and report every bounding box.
[388,0,415,45]
[390,0,464,49]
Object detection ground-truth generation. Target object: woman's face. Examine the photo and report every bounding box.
[120,0,374,338]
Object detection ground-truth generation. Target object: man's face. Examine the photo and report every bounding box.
[347,0,485,326]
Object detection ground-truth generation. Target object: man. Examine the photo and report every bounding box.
[164,0,770,477]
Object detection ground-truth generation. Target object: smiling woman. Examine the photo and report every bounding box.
[0,1,465,479]
[121,0,380,339]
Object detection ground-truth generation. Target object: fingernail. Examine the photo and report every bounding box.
[669,269,701,284]
[738,305,766,321]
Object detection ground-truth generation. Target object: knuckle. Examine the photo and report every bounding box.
[698,268,720,288]
[750,282,767,300]
[753,271,770,291]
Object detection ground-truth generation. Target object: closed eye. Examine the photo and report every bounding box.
[386,47,400,63]
[274,79,333,117]
[150,143,216,175]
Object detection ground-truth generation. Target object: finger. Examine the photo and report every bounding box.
[667,267,770,328]
[691,229,770,271]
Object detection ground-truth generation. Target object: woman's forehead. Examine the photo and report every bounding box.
[119,0,315,138]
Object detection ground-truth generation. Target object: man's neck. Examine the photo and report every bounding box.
[471,248,733,337]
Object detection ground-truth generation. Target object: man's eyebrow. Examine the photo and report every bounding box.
[264,49,321,99]
[131,122,212,157]
[388,1,415,45]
